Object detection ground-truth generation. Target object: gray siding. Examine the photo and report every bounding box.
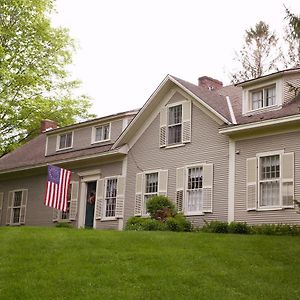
[125,101,229,228]
[283,73,300,104]
[46,119,123,156]
[235,131,300,224]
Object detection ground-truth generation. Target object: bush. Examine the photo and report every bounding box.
[202,221,228,233]
[146,195,176,220]
[228,222,250,234]
[55,222,73,228]
[165,214,192,232]
[251,224,300,236]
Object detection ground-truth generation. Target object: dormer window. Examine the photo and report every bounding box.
[250,85,276,110]
[92,123,110,144]
[58,132,73,150]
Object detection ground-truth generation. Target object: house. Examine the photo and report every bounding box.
[0,67,300,229]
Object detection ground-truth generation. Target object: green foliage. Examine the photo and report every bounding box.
[125,215,192,232]
[0,0,94,156]
[228,222,251,234]
[202,220,229,233]
[165,214,192,232]
[55,222,73,228]
[251,224,300,236]
[146,195,176,220]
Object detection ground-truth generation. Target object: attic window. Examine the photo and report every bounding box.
[250,85,276,110]
[58,132,73,150]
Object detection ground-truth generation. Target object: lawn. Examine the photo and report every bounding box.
[0,227,299,300]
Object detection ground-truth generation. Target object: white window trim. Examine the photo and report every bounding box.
[91,123,111,144]
[10,189,26,225]
[256,150,284,210]
[242,79,283,115]
[55,181,74,222]
[101,176,118,221]
[184,163,205,216]
[166,101,186,146]
[56,131,74,151]
[142,170,160,216]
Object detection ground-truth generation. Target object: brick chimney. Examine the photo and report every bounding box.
[40,119,58,133]
[198,76,223,91]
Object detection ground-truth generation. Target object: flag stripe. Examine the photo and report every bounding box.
[44,165,72,212]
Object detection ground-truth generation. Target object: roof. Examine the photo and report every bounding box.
[0,133,114,173]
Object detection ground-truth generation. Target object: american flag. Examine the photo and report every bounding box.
[44,165,72,211]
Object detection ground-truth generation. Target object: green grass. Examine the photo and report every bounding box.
[0,227,299,300]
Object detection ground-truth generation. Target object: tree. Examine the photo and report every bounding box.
[230,21,280,83]
[0,0,94,156]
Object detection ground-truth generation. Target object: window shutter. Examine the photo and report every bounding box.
[203,164,213,212]
[159,107,167,147]
[6,191,13,225]
[246,157,257,210]
[135,173,144,216]
[0,192,3,224]
[69,182,79,220]
[176,167,185,213]
[158,170,168,196]
[116,176,125,218]
[95,179,105,220]
[182,101,191,143]
[19,189,28,224]
[52,209,60,222]
[282,152,294,207]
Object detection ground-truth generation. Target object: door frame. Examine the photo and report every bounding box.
[78,173,100,229]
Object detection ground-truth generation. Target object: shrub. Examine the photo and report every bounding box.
[251,224,300,236]
[125,217,167,231]
[55,222,73,228]
[202,221,228,233]
[165,214,192,232]
[228,222,250,234]
[146,195,176,220]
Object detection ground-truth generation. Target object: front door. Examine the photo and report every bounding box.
[85,181,96,228]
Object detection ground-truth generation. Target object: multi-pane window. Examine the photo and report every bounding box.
[144,172,158,213]
[95,124,110,142]
[12,191,22,224]
[105,178,117,217]
[259,155,280,207]
[59,132,72,150]
[168,105,182,145]
[251,85,276,110]
[61,184,72,220]
[186,167,203,213]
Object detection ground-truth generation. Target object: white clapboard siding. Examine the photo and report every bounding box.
[0,192,3,224]
[134,173,144,216]
[6,191,14,225]
[20,189,28,224]
[69,182,79,220]
[159,106,167,147]
[116,176,126,218]
[158,170,168,196]
[282,152,294,207]
[176,167,185,212]
[95,179,105,220]
[182,101,191,143]
[246,157,257,211]
[203,164,213,212]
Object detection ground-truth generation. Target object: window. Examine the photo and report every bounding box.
[12,191,22,224]
[61,185,72,220]
[144,172,158,213]
[168,105,182,145]
[186,166,203,213]
[250,85,276,110]
[58,132,72,150]
[95,124,110,142]
[259,155,280,207]
[104,178,117,217]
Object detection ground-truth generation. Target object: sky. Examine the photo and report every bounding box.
[52,0,300,118]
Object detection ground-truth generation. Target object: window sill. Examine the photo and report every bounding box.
[243,104,281,116]
[56,146,73,152]
[165,143,185,149]
[184,212,205,216]
[255,206,295,211]
[91,139,111,145]
[100,217,117,222]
